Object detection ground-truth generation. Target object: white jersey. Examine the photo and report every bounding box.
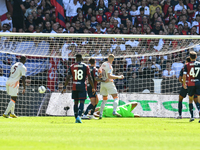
[99,61,113,81]
[6,62,26,88]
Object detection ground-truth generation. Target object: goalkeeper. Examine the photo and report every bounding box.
[92,102,140,118]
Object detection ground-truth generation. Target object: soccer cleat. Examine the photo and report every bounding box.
[3,114,9,118]
[189,118,194,122]
[10,114,18,118]
[176,116,182,119]
[89,115,98,120]
[99,113,102,119]
[76,116,82,123]
[113,111,122,117]
[81,115,89,120]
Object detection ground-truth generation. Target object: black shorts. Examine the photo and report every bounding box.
[187,81,200,96]
[72,91,87,101]
[187,86,195,97]
[179,87,187,98]
[87,89,97,98]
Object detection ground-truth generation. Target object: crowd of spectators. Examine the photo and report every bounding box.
[0,0,200,35]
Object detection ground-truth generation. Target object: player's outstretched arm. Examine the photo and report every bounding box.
[22,76,26,95]
[62,75,71,94]
[107,73,124,80]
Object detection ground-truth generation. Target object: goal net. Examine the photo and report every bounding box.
[0,33,200,118]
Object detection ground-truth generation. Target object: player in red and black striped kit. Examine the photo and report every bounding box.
[82,58,108,120]
[62,54,95,123]
[177,57,199,119]
[183,51,200,122]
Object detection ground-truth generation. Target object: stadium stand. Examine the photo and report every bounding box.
[0,0,199,95]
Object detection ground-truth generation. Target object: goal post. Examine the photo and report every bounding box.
[0,33,200,117]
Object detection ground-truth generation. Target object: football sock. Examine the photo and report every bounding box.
[91,105,97,115]
[78,103,84,117]
[84,103,93,115]
[178,101,182,116]
[11,103,15,114]
[189,103,193,118]
[4,100,15,115]
[74,104,78,119]
[100,100,107,115]
[113,96,119,112]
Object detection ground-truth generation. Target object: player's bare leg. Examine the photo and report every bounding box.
[99,96,108,119]
[3,96,17,118]
[111,93,121,117]
[189,96,194,122]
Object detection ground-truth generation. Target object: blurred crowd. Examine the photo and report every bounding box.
[0,0,200,35]
[0,0,199,93]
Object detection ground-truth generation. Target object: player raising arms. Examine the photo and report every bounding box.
[183,51,200,122]
[177,57,200,119]
[99,54,124,119]
[62,54,95,123]
[3,56,26,118]
[82,58,108,120]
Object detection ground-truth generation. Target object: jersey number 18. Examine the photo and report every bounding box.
[74,69,83,80]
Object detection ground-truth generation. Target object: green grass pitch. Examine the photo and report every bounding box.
[0,117,199,150]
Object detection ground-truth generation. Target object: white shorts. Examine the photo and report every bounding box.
[6,84,18,97]
[100,82,118,96]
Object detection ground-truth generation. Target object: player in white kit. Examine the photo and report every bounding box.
[3,56,26,118]
[99,54,124,119]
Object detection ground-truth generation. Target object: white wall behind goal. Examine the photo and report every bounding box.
[46,93,199,118]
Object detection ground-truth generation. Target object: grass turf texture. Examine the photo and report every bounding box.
[0,117,199,150]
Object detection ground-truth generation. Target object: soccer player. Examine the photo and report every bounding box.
[99,54,124,119]
[62,54,95,123]
[183,51,200,122]
[3,56,26,118]
[177,57,200,119]
[93,102,140,118]
[82,58,108,120]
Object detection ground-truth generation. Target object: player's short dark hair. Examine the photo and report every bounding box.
[76,54,82,59]
[186,56,191,62]
[89,58,95,64]
[190,51,197,60]
[20,55,26,63]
